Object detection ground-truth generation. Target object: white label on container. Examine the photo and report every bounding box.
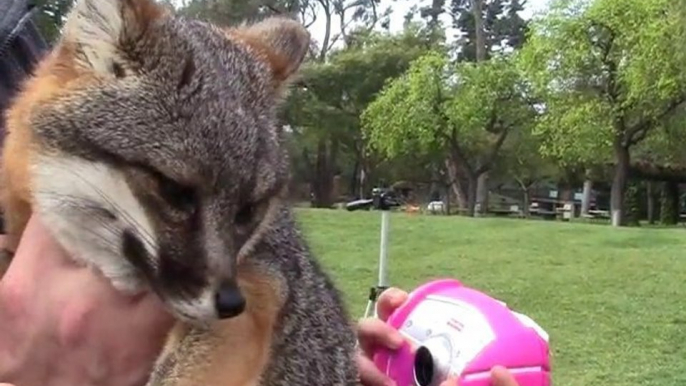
[398,294,496,377]
[512,311,549,342]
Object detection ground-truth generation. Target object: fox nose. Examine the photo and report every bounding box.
[214,282,246,319]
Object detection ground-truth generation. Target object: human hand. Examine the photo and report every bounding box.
[356,288,408,386]
[356,288,521,386]
[0,214,175,386]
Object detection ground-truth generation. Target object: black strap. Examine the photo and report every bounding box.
[0,0,50,229]
[0,0,48,81]
[0,0,42,57]
[0,0,49,109]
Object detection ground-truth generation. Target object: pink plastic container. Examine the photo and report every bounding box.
[372,278,551,386]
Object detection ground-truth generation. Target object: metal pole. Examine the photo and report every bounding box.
[363,209,392,320]
[378,210,390,288]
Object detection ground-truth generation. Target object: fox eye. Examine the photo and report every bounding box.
[111,61,126,78]
[158,175,196,211]
[235,203,254,225]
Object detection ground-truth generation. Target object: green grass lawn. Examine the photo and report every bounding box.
[294,208,686,386]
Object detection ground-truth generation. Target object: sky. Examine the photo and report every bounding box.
[308,0,552,47]
[168,0,553,47]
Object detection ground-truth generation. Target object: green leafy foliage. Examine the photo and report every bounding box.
[634,108,686,167]
[362,51,449,158]
[496,116,559,190]
[178,0,304,26]
[362,49,534,214]
[32,0,73,43]
[445,55,534,160]
[281,26,438,198]
[450,0,529,61]
[285,26,435,133]
[362,50,532,171]
[519,0,686,165]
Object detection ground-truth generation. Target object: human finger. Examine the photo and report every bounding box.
[376,288,408,322]
[357,317,404,357]
[491,366,519,386]
[357,353,394,386]
[433,366,520,386]
[439,377,458,386]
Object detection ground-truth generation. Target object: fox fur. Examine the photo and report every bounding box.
[0,0,359,384]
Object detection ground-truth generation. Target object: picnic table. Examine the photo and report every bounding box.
[583,209,610,219]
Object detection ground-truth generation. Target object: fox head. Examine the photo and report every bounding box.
[21,0,309,324]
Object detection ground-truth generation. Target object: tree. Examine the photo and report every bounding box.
[495,121,558,216]
[631,106,686,224]
[633,107,686,170]
[447,0,529,214]
[449,0,528,62]
[31,0,73,43]
[282,25,437,205]
[179,0,311,28]
[519,0,686,227]
[362,51,533,216]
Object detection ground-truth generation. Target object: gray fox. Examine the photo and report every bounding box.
[0,0,359,384]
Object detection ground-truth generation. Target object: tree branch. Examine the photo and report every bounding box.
[442,128,474,176]
[514,177,532,192]
[327,17,357,49]
[629,126,649,145]
[317,0,332,61]
[361,0,379,32]
[301,2,318,28]
[627,96,686,145]
[264,4,283,14]
[476,125,510,175]
[588,19,620,105]
[485,107,498,134]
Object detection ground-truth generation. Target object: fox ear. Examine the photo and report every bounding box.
[228,17,310,88]
[60,0,166,76]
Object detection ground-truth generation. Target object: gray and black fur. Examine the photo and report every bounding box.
[146,208,359,386]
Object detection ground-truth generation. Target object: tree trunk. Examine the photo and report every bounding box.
[445,158,467,210]
[660,181,680,225]
[647,181,656,224]
[522,187,531,217]
[581,179,593,215]
[445,184,451,215]
[611,140,630,227]
[558,182,573,202]
[350,159,359,198]
[429,166,441,201]
[452,179,468,212]
[358,167,367,199]
[466,173,478,217]
[516,179,531,217]
[311,139,336,208]
[475,172,489,216]
[624,180,641,227]
[471,0,486,62]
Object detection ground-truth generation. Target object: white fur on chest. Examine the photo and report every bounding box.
[30,153,158,294]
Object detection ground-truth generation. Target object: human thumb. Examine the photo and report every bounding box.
[491,366,520,386]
